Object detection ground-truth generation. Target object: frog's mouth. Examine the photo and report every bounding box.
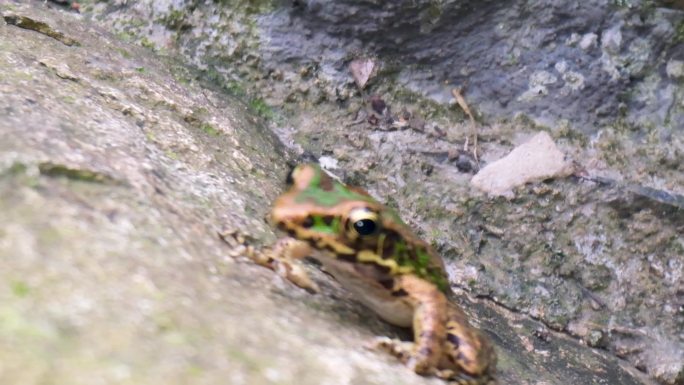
[274,216,356,257]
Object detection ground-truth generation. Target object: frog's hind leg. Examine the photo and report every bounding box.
[440,304,497,384]
[376,275,449,375]
[219,230,319,293]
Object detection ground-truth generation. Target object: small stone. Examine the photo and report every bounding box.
[420,162,433,176]
[369,94,386,114]
[601,26,622,54]
[455,153,475,173]
[585,330,606,348]
[38,57,79,81]
[579,33,598,50]
[367,114,379,126]
[408,117,426,132]
[318,156,339,170]
[665,60,684,79]
[519,70,557,101]
[566,32,581,46]
[554,60,568,74]
[471,132,573,197]
[562,71,585,91]
[431,125,446,138]
[533,327,550,342]
[530,70,558,85]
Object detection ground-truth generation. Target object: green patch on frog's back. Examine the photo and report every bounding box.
[297,166,408,225]
[296,182,376,207]
[384,236,449,292]
[294,165,375,206]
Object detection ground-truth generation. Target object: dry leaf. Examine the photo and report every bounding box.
[349,58,375,90]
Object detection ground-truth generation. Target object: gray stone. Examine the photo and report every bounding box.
[666,59,684,78]
[579,33,598,50]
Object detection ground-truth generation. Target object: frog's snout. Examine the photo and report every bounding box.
[270,205,301,233]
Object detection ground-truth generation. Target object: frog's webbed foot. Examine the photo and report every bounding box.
[265,237,320,293]
[370,337,456,379]
[218,229,258,259]
[367,336,414,364]
[218,230,319,293]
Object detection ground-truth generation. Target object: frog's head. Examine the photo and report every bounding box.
[272,163,447,288]
[271,163,386,256]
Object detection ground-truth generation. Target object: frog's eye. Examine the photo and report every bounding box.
[348,208,379,237]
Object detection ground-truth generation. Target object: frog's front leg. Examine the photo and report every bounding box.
[263,237,320,292]
[219,230,319,293]
[378,274,449,375]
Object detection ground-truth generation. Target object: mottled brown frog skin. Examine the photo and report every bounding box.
[260,164,496,384]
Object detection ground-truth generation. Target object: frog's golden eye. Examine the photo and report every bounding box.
[347,208,379,237]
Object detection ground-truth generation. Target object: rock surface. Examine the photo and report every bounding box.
[2,1,683,385]
[277,1,684,135]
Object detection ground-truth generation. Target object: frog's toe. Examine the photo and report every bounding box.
[369,336,449,376]
[446,373,497,385]
[218,229,256,259]
[275,260,320,293]
[406,356,431,375]
[367,336,414,364]
[367,336,407,357]
[435,368,497,385]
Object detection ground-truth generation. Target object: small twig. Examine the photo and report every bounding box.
[451,87,479,163]
[345,108,368,127]
[607,325,648,337]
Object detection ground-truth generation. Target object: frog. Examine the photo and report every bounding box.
[222,163,496,384]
